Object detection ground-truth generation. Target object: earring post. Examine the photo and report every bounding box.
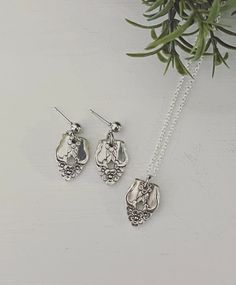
[90,109,111,126]
[54,107,72,124]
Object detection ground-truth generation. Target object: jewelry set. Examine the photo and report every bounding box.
[55,57,203,227]
[55,107,127,184]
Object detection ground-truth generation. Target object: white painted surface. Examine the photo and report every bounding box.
[0,1,235,285]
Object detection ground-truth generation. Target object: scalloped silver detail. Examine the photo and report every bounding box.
[95,135,128,185]
[56,130,89,181]
[126,178,160,226]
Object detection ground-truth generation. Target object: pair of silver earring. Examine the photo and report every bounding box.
[55,107,128,185]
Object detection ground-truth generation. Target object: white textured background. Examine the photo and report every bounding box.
[0,1,236,285]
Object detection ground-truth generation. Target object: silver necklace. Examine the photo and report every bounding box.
[125,57,203,226]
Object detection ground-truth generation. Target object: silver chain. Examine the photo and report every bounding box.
[146,13,221,178]
[146,57,203,177]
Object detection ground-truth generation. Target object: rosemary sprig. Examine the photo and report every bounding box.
[127,0,236,76]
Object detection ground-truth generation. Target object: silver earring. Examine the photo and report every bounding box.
[54,107,89,181]
[90,109,128,185]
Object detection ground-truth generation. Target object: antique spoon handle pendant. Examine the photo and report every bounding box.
[126,176,160,226]
[126,58,203,226]
[91,109,128,185]
[95,131,128,184]
[55,108,89,181]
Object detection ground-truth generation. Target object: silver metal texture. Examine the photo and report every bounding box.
[95,131,128,185]
[56,127,89,180]
[90,109,128,185]
[55,108,89,181]
[146,58,203,178]
[126,177,160,226]
[125,56,204,225]
[90,109,111,127]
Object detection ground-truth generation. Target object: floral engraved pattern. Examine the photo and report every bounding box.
[100,164,123,184]
[95,138,128,185]
[58,160,83,181]
[127,206,151,226]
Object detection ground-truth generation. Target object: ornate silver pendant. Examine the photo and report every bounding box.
[95,132,128,185]
[126,177,160,226]
[56,123,89,181]
[90,109,128,185]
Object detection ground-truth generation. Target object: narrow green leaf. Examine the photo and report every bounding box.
[125,18,162,29]
[217,26,236,36]
[183,29,199,36]
[176,40,192,53]
[224,52,229,61]
[207,0,220,23]
[212,54,216,77]
[156,51,169,63]
[204,39,212,52]
[127,47,163,57]
[145,13,194,50]
[219,51,229,68]
[163,56,172,74]
[145,0,164,12]
[214,36,236,49]
[207,22,230,28]
[145,1,174,21]
[179,36,194,49]
[151,28,158,39]
[193,23,206,60]
[174,55,192,76]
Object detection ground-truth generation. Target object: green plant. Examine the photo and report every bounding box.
[127,0,236,76]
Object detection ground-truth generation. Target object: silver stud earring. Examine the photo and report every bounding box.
[90,109,128,185]
[54,107,89,181]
